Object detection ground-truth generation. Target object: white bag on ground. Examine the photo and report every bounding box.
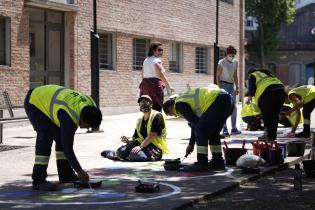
[236,154,266,168]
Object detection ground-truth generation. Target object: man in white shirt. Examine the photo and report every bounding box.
[216,45,241,136]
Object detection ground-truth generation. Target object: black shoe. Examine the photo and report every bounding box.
[101,150,121,160]
[59,175,79,183]
[33,181,57,191]
[208,158,225,170]
[295,131,310,138]
[182,162,209,172]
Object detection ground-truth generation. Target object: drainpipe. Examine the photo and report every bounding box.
[213,0,219,84]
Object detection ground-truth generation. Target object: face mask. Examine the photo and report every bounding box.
[227,56,234,62]
[139,101,152,113]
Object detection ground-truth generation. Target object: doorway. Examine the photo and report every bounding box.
[29,8,64,89]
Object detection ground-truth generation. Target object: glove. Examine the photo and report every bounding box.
[77,169,89,183]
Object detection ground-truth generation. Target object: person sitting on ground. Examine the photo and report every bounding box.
[241,98,263,131]
[101,95,169,161]
[163,85,234,172]
[281,85,315,138]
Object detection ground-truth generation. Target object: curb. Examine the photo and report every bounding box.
[172,153,309,210]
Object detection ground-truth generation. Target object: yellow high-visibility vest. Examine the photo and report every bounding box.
[288,85,315,105]
[241,100,261,117]
[175,86,222,117]
[29,85,96,127]
[134,110,169,154]
[250,71,283,104]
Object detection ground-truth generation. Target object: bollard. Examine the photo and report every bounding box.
[311,131,315,160]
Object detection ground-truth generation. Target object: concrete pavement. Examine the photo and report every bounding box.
[0,108,313,210]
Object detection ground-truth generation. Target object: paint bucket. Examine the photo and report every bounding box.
[268,148,283,166]
[287,141,306,157]
[164,158,181,171]
[302,160,315,178]
[223,148,247,166]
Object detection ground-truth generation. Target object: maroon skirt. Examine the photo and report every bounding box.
[139,78,165,112]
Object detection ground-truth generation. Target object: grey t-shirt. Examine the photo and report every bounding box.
[218,58,238,83]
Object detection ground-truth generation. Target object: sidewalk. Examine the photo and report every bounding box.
[0,109,313,210]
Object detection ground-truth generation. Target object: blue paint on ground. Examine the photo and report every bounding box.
[0,191,33,197]
[93,192,127,199]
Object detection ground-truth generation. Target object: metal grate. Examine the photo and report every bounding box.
[195,47,208,74]
[133,38,150,71]
[99,33,113,70]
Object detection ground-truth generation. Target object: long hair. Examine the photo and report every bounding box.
[148,42,162,57]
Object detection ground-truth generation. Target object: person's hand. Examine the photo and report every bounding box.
[77,169,89,183]
[131,146,142,154]
[186,145,194,156]
[235,88,239,95]
[169,86,175,93]
[246,97,252,104]
[120,136,129,144]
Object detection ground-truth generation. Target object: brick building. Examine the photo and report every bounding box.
[0,0,245,109]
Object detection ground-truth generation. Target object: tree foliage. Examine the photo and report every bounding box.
[246,0,296,65]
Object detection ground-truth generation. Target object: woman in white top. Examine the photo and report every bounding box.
[139,42,174,111]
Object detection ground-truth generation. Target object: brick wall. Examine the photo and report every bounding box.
[76,0,242,107]
[0,0,29,105]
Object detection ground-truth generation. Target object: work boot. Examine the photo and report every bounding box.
[59,175,79,183]
[295,131,310,138]
[208,158,225,170]
[33,181,57,191]
[182,162,209,172]
[231,128,242,135]
[222,127,230,137]
[101,150,122,160]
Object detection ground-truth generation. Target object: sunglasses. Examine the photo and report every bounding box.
[157,48,164,52]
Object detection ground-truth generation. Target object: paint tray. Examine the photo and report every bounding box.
[73,180,102,189]
[164,158,181,165]
[135,181,160,193]
[164,158,181,171]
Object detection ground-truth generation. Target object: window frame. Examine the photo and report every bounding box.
[220,0,233,5]
[132,38,150,71]
[195,46,209,74]
[99,32,116,71]
[0,16,11,66]
[169,42,182,73]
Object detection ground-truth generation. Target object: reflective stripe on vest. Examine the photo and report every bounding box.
[210,145,222,153]
[49,87,80,125]
[175,87,221,118]
[135,110,169,154]
[35,155,49,165]
[288,85,315,104]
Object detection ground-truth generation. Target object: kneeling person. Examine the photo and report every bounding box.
[103,95,168,161]
[163,85,234,172]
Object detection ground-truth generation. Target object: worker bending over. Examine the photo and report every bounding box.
[24,85,102,191]
[163,85,234,172]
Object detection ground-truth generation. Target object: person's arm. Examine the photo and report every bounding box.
[175,102,199,126]
[155,62,174,94]
[284,94,303,116]
[291,110,301,133]
[245,75,256,103]
[57,110,81,171]
[216,64,223,87]
[234,68,239,95]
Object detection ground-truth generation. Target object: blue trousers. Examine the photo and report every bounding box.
[220,82,237,129]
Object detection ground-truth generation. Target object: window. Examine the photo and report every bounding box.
[195,47,208,74]
[169,42,182,73]
[220,0,233,4]
[219,48,225,60]
[246,20,253,27]
[0,17,10,66]
[99,33,115,70]
[133,38,150,71]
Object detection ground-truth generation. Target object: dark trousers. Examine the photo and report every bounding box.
[196,92,234,163]
[302,98,315,132]
[24,91,75,184]
[258,87,285,140]
[242,116,263,131]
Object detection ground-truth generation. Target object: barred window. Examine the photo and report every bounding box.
[0,17,10,66]
[133,38,150,71]
[220,0,233,4]
[169,42,182,73]
[195,47,208,74]
[219,48,225,60]
[99,33,114,70]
